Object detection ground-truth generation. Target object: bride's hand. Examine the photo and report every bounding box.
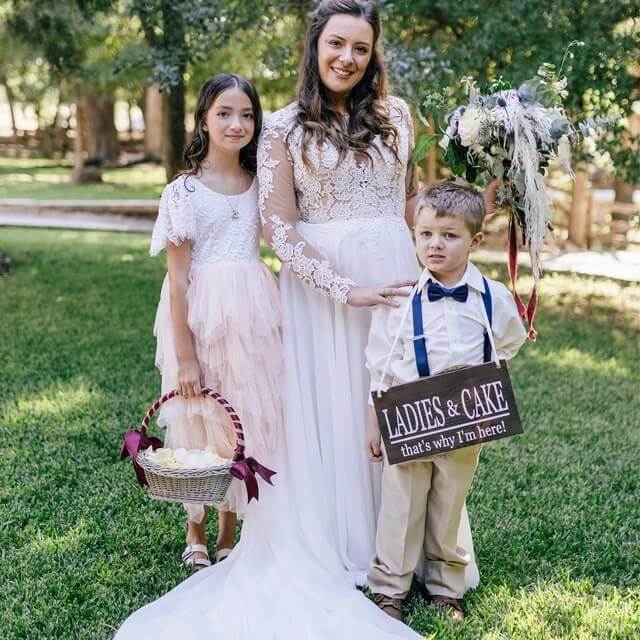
[346,279,416,308]
[483,178,508,217]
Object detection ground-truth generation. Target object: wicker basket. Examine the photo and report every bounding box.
[133,388,247,506]
[137,455,233,505]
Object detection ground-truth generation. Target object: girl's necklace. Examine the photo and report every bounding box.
[223,192,241,219]
[201,161,243,220]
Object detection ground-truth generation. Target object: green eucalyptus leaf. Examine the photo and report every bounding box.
[412,133,436,164]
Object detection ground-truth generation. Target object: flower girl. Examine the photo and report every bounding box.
[149,74,282,570]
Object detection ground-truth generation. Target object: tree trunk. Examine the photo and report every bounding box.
[144,83,164,162]
[610,112,639,248]
[614,180,634,204]
[72,96,102,184]
[162,81,186,181]
[78,94,119,164]
[568,165,591,248]
[614,111,640,204]
[424,118,437,184]
[0,76,17,137]
[160,2,186,181]
[612,180,635,249]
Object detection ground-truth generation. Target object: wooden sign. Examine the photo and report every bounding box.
[372,361,523,465]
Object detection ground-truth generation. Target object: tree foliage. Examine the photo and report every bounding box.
[383,0,639,180]
[1,0,637,180]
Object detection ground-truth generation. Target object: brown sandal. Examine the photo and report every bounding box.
[428,594,465,622]
[373,593,404,622]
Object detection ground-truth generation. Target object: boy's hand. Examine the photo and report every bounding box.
[366,408,383,463]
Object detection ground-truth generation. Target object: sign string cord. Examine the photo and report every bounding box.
[376,285,501,398]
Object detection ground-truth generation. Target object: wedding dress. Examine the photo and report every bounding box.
[115,97,476,640]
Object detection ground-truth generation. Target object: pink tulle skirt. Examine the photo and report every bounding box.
[153,260,283,517]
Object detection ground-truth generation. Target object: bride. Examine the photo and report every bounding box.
[116,1,478,637]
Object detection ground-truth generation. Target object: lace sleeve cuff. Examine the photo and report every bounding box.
[269,214,355,304]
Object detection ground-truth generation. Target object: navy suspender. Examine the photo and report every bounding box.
[411,291,430,377]
[412,277,493,378]
[480,277,493,364]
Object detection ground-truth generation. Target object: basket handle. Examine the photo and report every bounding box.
[140,388,246,461]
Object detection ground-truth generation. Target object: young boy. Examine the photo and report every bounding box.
[366,181,527,622]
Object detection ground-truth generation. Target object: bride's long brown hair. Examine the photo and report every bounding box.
[293,0,399,165]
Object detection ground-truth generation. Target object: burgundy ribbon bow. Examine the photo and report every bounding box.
[230,456,277,502]
[119,428,163,487]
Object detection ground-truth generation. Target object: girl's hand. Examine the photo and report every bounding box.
[177,358,203,398]
[347,280,416,308]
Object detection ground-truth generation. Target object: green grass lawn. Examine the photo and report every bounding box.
[1,228,638,639]
[0,158,165,200]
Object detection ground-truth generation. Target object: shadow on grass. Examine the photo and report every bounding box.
[408,570,638,639]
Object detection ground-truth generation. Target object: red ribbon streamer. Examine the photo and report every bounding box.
[526,286,538,342]
[508,216,538,342]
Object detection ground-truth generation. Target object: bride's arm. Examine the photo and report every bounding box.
[405,156,419,228]
[393,97,419,228]
[257,122,356,304]
[258,121,411,307]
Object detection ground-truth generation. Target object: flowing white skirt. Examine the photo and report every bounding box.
[280,216,479,587]
[115,216,476,639]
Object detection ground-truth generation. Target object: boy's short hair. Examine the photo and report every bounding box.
[414,180,485,235]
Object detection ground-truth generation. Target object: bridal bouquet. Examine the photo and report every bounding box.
[416,58,615,338]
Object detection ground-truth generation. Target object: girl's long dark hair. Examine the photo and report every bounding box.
[294,0,399,165]
[182,74,262,179]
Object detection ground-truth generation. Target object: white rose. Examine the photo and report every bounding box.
[458,108,484,147]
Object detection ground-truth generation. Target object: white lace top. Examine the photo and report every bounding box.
[257,96,414,303]
[150,174,260,264]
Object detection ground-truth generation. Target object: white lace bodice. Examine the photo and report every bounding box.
[150,175,260,264]
[261,97,411,224]
[257,96,414,303]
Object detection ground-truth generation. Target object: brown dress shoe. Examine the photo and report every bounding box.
[428,594,465,622]
[372,593,404,622]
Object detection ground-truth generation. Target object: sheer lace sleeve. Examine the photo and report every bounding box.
[257,113,356,304]
[390,97,418,222]
[150,178,195,256]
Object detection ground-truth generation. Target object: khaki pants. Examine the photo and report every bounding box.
[368,444,481,600]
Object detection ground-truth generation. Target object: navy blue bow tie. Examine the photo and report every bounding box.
[427,281,469,302]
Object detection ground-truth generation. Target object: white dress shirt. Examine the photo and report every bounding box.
[367,261,527,397]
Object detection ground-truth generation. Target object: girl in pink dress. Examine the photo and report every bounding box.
[149,74,282,570]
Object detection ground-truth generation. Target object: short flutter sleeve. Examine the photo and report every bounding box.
[150,177,196,256]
